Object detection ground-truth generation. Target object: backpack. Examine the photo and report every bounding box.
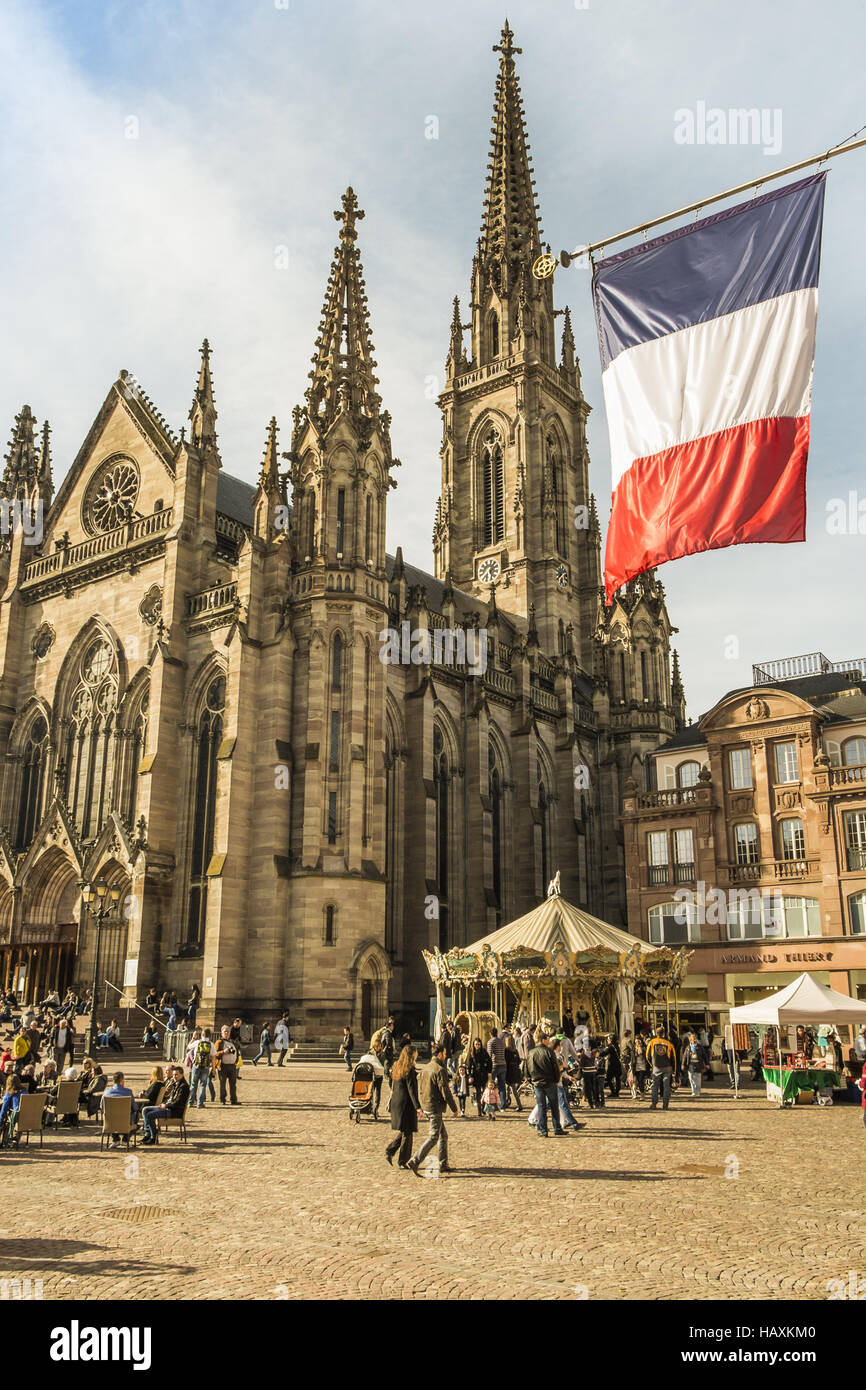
[651,1039,671,1069]
[194,1039,211,1070]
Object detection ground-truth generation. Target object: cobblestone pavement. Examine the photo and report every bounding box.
[2,1061,863,1301]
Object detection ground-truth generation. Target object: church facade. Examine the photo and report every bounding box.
[0,24,684,1038]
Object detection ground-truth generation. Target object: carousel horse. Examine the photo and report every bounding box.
[453,1010,501,1063]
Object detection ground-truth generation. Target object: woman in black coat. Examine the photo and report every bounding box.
[385,1045,420,1168]
[467,1037,492,1116]
[504,1035,524,1112]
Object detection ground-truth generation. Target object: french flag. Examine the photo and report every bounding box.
[593,173,825,601]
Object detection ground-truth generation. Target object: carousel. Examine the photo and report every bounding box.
[423,872,691,1043]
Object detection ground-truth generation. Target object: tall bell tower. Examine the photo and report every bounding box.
[433,22,601,665]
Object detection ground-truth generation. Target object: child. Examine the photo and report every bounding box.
[453,1064,470,1117]
[481,1073,500,1120]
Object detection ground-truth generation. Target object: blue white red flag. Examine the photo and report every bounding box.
[592,173,825,601]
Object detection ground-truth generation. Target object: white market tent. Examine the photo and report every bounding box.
[730,971,866,1026]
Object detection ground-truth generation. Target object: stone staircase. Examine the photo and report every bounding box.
[281,1042,345,1064]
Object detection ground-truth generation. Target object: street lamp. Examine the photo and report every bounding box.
[81,878,123,1055]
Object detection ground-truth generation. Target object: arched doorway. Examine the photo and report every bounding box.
[350,941,392,1046]
[11,848,81,1003]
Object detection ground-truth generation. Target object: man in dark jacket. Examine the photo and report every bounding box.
[141,1066,190,1144]
[408,1043,457,1175]
[526,1033,564,1138]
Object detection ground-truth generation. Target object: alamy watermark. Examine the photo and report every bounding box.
[378,622,488,676]
[0,498,43,546]
[674,102,782,157]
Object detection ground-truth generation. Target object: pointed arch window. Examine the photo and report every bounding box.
[482,429,505,547]
[332,633,343,692]
[489,744,504,924]
[304,489,316,561]
[124,690,149,827]
[538,777,551,889]
[365,494,374,562]
[489,311,500,359]
[185,676,225,951]
[63,637,119,840]
[547,435,563,553]
[433,725,450,950]
[15,715,48,851]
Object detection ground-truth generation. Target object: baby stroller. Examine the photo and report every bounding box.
[348,1060,379,1123]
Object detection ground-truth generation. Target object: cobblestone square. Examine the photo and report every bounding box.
[2,1060,862,1302]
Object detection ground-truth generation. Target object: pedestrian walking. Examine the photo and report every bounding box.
[466,1036,491,1117]
[525,1031,565,1138]
[647,1024,678,1110]
[408,1041,458,1173]
[481,1073,500,1119]
[578,1045,598,1108]
[486,1027,508,1110]
[600,1034,622,1097]
[252,1022,273,1066]
[385,1045,421,1169]
[551,1039,580,1131]
[504,1032,524,1112]
[215,1025,241,1105]
[380,1018,397,1087]
[682,1032,707,1097]
[721,1039,741,1089]
[190,1029,215,1108]
[453,1063,470,1116]
[340,1026,354,1072]
[274,1017,291,1066]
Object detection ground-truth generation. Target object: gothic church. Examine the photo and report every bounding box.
[0,23,684,1037]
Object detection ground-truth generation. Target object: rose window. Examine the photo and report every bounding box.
[83,457,140,535]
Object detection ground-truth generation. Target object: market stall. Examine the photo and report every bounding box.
[423,872,691,1042]
[730,972,866,1107]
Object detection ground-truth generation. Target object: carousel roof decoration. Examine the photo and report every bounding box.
[423,871,691,989]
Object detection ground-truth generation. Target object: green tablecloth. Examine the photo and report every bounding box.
[764,1066,841,1101]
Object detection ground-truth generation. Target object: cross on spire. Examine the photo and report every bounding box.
[492,18,522,60]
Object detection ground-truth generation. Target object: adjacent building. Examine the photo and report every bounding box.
[622,652,866,1028]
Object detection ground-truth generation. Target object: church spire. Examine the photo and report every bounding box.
[189,338,219,456]
[259,416,280,493]
[2,405,38,500]
[37,418,53,508]
[305,187,381,428]
[481,21,543,271]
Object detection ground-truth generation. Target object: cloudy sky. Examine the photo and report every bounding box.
[1,0,863,715]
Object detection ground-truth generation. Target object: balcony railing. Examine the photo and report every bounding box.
[673,862,696,884]
[830,764,866,787]
[648,865,670,886]
[753,652,866,684]
[636,788,698,810]
[774,858,818,880]
[727,861,762,883]
[186,582,239,618]
[847,847,866,872]
[21,507,174,585]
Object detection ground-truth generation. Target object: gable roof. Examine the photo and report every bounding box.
[216,471,256,527]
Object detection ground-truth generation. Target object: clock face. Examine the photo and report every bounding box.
[478,556,501,584]
[555,563,569,589]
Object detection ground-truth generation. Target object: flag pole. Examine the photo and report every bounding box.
[557,133,866,267]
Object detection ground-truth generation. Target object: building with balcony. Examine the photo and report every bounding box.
[621,653,866,1027]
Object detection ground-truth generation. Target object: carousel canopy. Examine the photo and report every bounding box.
[462,893,657,958]
[423,873,690,991]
